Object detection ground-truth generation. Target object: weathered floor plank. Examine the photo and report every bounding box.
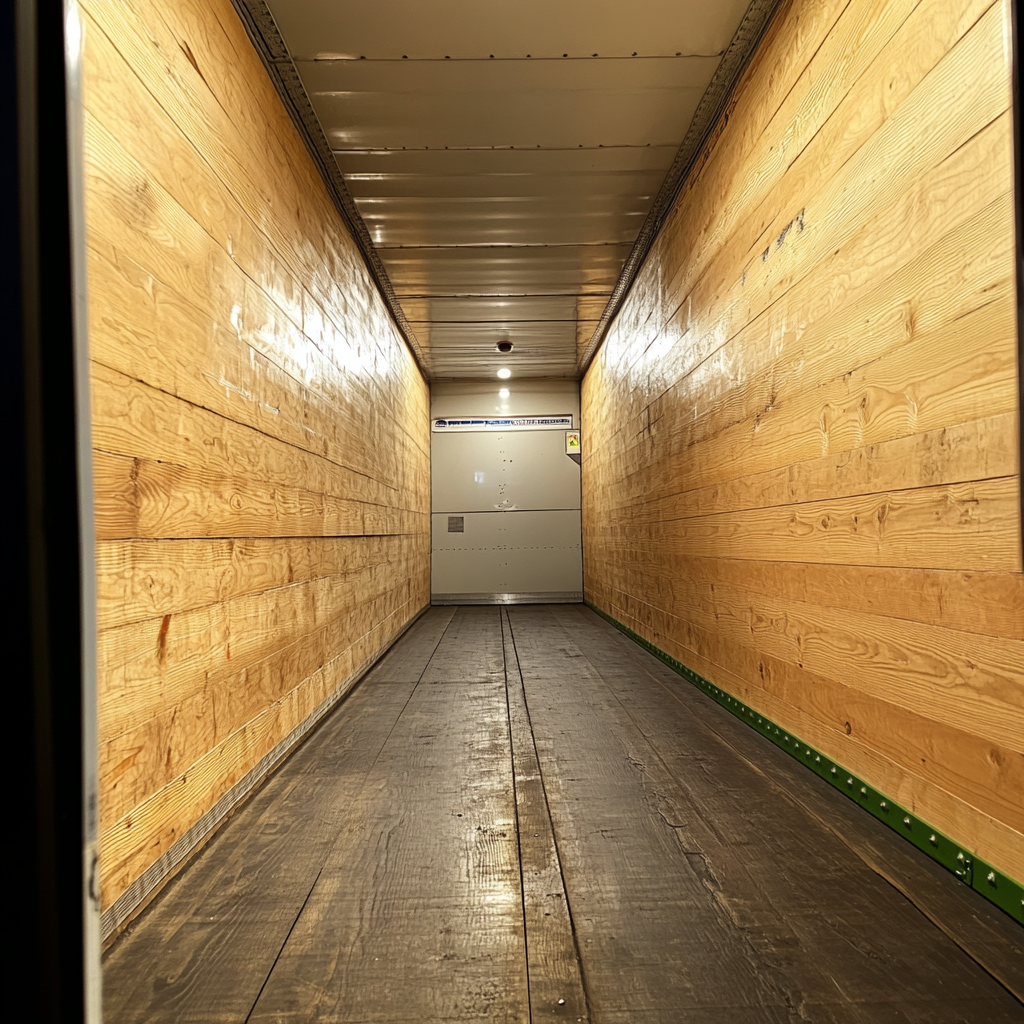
[103,604,1024,1024]
[502,607,589,1023]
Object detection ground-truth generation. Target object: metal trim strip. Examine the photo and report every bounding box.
[432,592,583,605]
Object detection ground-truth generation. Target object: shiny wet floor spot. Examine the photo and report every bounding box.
[103,605,1024,1023]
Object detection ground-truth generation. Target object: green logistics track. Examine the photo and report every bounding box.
[585,602,1024,926]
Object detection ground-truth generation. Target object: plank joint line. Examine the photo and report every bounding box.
[502,606,591,1022]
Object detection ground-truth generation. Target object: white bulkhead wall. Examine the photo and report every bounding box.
[430,380,582,603]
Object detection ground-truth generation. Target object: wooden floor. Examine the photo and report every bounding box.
[103,605,1024,1023]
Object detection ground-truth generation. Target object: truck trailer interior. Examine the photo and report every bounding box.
[9,0,1024,1020]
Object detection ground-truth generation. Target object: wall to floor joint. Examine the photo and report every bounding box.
[582,0,1023,895]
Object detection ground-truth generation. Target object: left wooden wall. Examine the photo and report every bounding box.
[81,0,431,930]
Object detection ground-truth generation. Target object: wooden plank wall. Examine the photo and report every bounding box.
[82,0,430,918]
[581,0,1022,881]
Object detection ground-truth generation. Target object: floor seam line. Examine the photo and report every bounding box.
[502,605,535,1024]
[556,606,801,1009]
[366,606,458,769]
[243,864,325,1023]
[507,605,593,1022]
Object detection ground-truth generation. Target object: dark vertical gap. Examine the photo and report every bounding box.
[1013,0,1024,565]
[12,0,88,1019]
[501,606,534,1024]
[505,606,593,1022]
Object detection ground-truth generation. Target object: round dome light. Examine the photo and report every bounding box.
[497,367,512,379]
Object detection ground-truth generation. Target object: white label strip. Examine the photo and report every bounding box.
[432,415,574,432]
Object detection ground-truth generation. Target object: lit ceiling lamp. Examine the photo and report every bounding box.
[497,368,512,379]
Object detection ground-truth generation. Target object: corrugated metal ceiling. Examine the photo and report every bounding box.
[259,0,755,379]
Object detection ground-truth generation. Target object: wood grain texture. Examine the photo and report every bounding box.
[581,0,1022,880]
[83,0,429,914]
[101,614,451,1023]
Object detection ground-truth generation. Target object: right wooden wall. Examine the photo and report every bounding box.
[581,0,1022,881]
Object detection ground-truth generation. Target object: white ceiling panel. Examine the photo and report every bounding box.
[334,146,680,176]
[344,171,666,200]
[358,198,648,247]
[300,58,718,150]
[418,323,580,379]
[402,296,578,323]
[417,321,578,348]
[262,0,754,378]
[380,245,632,296]
[267,0,750,61]
[300,55,723,91]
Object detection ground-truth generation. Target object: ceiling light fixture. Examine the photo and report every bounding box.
[497,368,512,379]
[499,388,510,398]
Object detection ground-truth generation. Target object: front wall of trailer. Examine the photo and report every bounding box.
[582,0,1022,879]
[430,381,584,602]
[82,0,430,926]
